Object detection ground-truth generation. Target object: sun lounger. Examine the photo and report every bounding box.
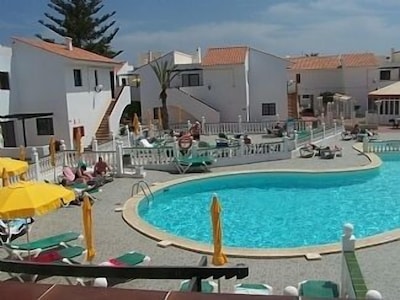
[299,146,315,158]
[174,156,215,174]
[180,280,217,293]
[8,246,86,283]
[0,218,34,244]
[298,280,339,298]
[2,231,82,260]
[234,283,273,295]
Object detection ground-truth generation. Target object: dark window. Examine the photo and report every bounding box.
[182,74,200,87]
[380,70,391,81]
[396,101,399,115]
[73,69,82,86]
[94,70,98,86]
[262,103,276,116]
[0,72,10,90]
[296,73,301,84]
[36,117,54,135]
[153,107,162,119]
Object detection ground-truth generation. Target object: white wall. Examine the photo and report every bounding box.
[0,46,12,116]
[342,67,379,112]
[248,49,288,121]
[10,41,68,147]
[65,64,114,147]
[202,65,247,122]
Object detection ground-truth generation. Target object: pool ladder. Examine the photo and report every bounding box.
[131,180,154,204]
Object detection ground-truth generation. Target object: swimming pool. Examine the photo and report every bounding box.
[138,153,400,249]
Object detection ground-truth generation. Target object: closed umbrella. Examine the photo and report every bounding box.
[0,157,28,177]
[82,194,95,262]
[133,113,140,136]
[49,137,57,181]
[2,167,9,187]
[75,129,82,157]
[19,146,27,181]
[211,194,228,293]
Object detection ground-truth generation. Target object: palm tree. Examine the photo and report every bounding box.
[150,60,180,130]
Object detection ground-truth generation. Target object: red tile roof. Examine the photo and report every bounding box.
[13,37,122,65]
[289,53,378,70]
[202,47,248,66]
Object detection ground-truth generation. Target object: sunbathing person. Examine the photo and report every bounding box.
[75,164,93,183]
[94,157,111,176]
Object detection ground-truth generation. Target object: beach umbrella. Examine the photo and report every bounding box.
[49,137,57,181]
[0,181,75,257]
[75,129,82,157]
[82,194,95,262]
[158,107,163,129]
[19,146,27,181]
[211,194,228,293]
[2,167,9,187]
[133,113,140,136]
[0,157,28,177]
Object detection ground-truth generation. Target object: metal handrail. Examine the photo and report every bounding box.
[131,180,154,203]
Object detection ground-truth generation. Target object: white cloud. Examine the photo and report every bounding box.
[114,0,400,63]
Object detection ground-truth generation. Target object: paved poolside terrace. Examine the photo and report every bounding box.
[1,128,400,298]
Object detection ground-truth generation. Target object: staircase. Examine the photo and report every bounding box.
[95,86,125,143]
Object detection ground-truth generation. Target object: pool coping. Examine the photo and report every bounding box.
[122,145,400,258]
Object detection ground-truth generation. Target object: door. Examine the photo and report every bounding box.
[1,121,16,147]
[110,71,115,98]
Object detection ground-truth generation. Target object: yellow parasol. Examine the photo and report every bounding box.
[0,181,75,220]
[133,113,140,136]
[75,129,82,157]
[158,107,163,130]
[2,167,9,187]
[211,194,228,266]
[49,137,56,167]
[82,194,95,262]
[0,157,28,177]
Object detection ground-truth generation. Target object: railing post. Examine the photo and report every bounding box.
[294,130,298,149]
[363,135,369,153]
[341,223,356,298]
[282,132,289,152]
[341,116,345,132]
[59,139,67,166]
[91,136,99,161]
[334,119,337,134]
[201,116,206,135]
[239,138,245,156]
[238,115,243,133]
[125,125,131,147]
[32,147,41,181]
[187,120,192,131]
[191,140,198,157]
[309,125,313,142]
[115,141,124,178]
[322,122,326,139]
[111,131,116,151]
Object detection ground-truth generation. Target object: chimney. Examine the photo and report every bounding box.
[196,47,201,63]
[65,37,73,51]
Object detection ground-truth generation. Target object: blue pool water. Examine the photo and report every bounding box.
[138,153,400,248]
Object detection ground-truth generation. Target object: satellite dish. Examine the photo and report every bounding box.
[95,84,103,92]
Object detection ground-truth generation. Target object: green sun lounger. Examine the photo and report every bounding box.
[3,231,82,260]
[174,156,215,174]
[180,280,217,293]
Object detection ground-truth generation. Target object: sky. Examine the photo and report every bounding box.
[0,0,399,64]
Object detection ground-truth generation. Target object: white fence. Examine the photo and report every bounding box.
[365,140,400,153]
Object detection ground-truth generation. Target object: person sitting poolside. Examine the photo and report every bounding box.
[75,164,93,183]
[94,157,111,177]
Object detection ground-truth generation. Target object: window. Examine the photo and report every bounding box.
[182,74,200,87]
[94,70,98,86]
[36,117,54,135]
[380,70,391,81]
[296,73,301,84]
[153,107,162,119]
[0,72,10,90]
[73,69,82,86]
[262,103,276,116]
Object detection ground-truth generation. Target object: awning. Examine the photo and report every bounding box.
[369,81,400,96]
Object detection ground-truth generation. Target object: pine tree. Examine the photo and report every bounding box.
[38,0,122,58]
